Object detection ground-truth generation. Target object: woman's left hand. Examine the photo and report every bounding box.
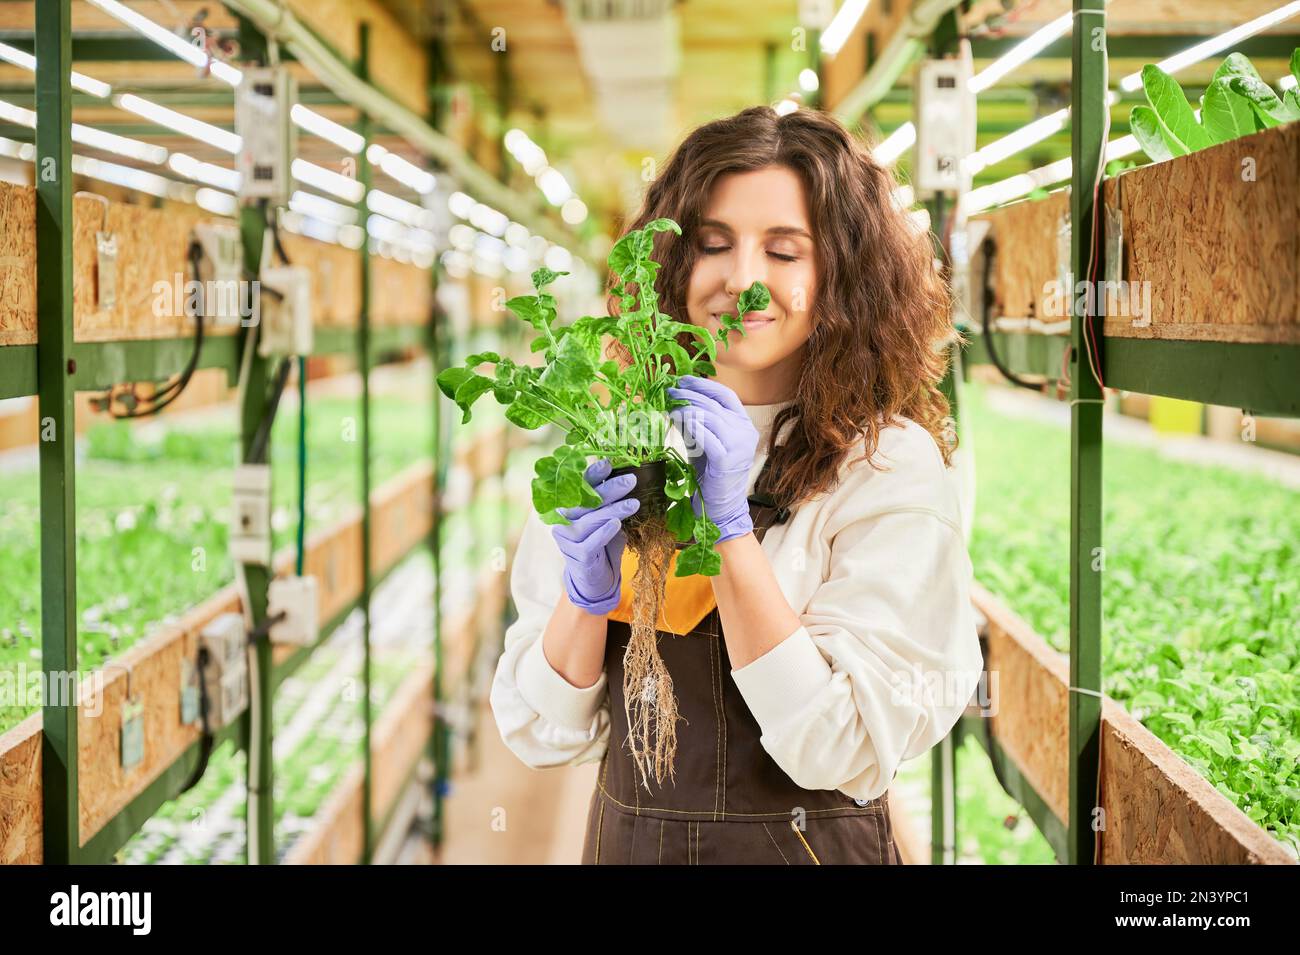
[666,375,759,543]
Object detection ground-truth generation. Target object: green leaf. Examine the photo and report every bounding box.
[1130,106,1174,162]
[506,295,551,335]
[651,338,695,377]
[694,516,721,547]
[531,267,569,290]
[452,374,495,424]
[643,218,682,236]
[1210,51,1264,88]
[504,391,553,429]
[464,351,501,366]
[737,282,772,317]
[1201,78,1258,144]
[1142,64,1214,154]
[1227,74,1300,128]
[436,366,473,401]
[1286,88,1300,122]
[1292,47,1300,88]
[531,445,601,523]
[665,498,695,541]
[674,542,721,577]
[658,319,717,361]
[539,331,597,392]
[607,231,644,278]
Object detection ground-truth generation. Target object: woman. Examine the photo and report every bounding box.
[489,105,984,865]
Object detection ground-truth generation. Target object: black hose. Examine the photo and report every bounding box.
[109,241,207,418]
[246,355,294,465]
[978,239,1045,392]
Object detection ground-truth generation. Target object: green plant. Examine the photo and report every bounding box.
[1130,48,1300,161]
[437,217,771,577]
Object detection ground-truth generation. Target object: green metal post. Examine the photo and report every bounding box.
[925,190,960,864]
[1068,0,1107,866]
[235,15,275,866]
[35,0,78,866]
[429,268,448,852]
[426,30,452,850]
[356,22,376,865]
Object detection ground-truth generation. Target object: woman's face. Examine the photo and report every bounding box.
[684,164,817,404]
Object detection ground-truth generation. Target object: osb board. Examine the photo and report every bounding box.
[76,588,242,845]
[0,182,36,346]
[0,719,41,864]
[972,581,1293,864]
[971,581,1071,828]
[370,462,436,573]
[287,660,436,865]
[280,233,361,327]
[1099,699,1294,864]
[1103,122,1300,344]
[284,0,428,118]
[372,257,433,327]
[0,452,447,863]
[822,0,911,113]
[0,184,234,346]
[369,661,436,832]
[286,618,469,866]
[970,189,1071,325]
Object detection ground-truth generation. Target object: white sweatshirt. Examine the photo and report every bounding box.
[489,398,985,802]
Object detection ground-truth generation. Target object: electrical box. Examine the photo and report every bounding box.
[257,265,314,357]
[199,612,249,730]
[231,463,271,565]
[235,67,297,207]
[912,57,976,199]
[266,575,319,647]
[193,221,246,328]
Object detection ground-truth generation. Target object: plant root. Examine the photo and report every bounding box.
[621,510,684,793]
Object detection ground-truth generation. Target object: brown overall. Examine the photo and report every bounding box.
[580,454,902,865]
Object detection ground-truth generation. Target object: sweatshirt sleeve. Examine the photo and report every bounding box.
[489,507,611,769]
[728,424,985,802]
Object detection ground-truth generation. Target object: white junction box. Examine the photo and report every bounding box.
[235,67,297,206]
[266,575,319,647]
[257,265,314,357]
[193,221,245,327]
[231,463,272,565]
[199,612,249,730]
[912,57,976,199]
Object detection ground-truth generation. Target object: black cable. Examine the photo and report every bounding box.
[978,239,1045,392]
[246,355,293,465]
[176,647,215,795]
[105,240,208,418]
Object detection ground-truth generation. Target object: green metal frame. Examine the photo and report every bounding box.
[12,7,490,867]
[949,9,1300,866]
[35,0,78,865]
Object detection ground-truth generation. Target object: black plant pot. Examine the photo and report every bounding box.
[608,460,669,534]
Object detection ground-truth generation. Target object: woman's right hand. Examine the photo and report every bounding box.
[551,458,640,616]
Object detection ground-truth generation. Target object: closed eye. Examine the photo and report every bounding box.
[700,245,798,263]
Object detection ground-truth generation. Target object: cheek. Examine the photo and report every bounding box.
[775,267,816,318]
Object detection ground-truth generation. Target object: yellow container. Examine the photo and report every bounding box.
[1148,395,1203,435]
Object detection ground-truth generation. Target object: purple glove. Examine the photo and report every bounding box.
[551,458,641,615]
[665,375,760,544]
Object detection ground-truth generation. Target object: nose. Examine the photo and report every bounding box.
[722,240,766,299]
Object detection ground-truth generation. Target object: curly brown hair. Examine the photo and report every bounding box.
[605,105,964,510]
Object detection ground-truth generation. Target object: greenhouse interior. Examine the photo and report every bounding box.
[0,0,1296,894]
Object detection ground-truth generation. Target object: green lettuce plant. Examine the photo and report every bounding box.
[436,217,771,577]
[1131,48,1300,161]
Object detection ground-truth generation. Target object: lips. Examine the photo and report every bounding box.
[712,312,775,327]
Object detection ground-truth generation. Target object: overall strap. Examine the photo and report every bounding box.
[746,445,793,526]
